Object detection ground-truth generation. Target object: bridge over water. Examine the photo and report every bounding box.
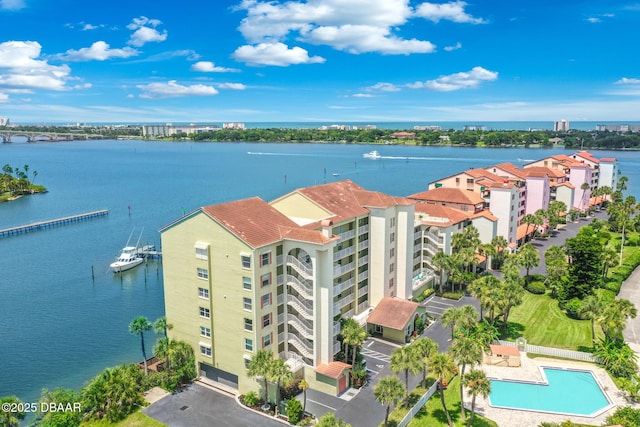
[0,130,103,143]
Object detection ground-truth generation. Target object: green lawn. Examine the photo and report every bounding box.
[505,292,602,351]
[81,411,167,427]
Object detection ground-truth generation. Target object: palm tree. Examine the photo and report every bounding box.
[316,412,352,427]
[154,337,172,374]
[449,336,483,420]
[428,353,458,427]
[491,235,508,269]
[464,369,491,427]
[373,376,405,427]
[441,307,464,341]
[247,349,273,404]
[128,316,153,375]
[520,213,539,242]
[0,396,25,427]
[483,286,504,325]
[468,275,500,320]
[517,242,540,280]
[389,345,421,403]
[580,182,591,212]
[299,379,309,415]
[580,294,603,343]
[600,299,638,340]
[343,321,367,367]
[412,337,439,387]
[341,318,359,363]
[153,316,172,338]
[432,251,451,294]
[267,358,293,415]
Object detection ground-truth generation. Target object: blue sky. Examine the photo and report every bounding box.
[1,0,639,123]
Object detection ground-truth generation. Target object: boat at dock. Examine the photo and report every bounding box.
[110,230,144,272]
[363,150,381,159]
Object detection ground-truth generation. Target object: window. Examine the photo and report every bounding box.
[389,278,395,288]
[197,268,209,279]
[263,333,272,348]
[245,338,253,352]
[262,313,272,328]
[243,297,252,311]
[241,255,251,269]
[261,293,272,308]
[200,344,212,357]
[244,318,253,332]
[199,307,210,319]
[195,245,208,260]
[389,248,395,258]
[243,276,252,290]
[390,232,395,243]
[390,217,396,228]
[260,252,271,267]
[200,326,211,338]
[389,263,395,273]
[261,273,272,287]
[198,287,209,299]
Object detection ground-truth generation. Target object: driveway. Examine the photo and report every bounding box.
[619,262,640,350]
[143,383,284,427]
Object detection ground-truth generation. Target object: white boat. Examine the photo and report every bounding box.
[110,230,144,272]
[363,150,381,159]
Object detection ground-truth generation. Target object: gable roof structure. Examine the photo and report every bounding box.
[486,162,527,179]
[415,203,471,227]
[367,297,419,330]
[408,187,484,205]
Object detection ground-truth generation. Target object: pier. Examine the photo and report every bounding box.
[0,209,109,238]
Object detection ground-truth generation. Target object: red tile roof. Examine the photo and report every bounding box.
[316,361,351,379]
[408,187,484,205]
[489,344,520,356]
[202,197,330,248]
[600,157,616,162]
[470,209,498,222]
[574,151,600,164]
[516,223,538,241]
[523,166,565,179]
[486,163,526,179]
[415,203,471,226]
[367,297,419,330]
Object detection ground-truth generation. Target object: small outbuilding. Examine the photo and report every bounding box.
[484,344,521,367]
[366,297,425,344]
[314,361,352,396]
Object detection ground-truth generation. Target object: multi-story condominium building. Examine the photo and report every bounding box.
[407,187,485,214]
[571,151,618,190]
[223,122,246,129]
[160,180,415,397]
[553,120,570,132]
[520,168,550,215]
[596,124,640,133]
[485,163,527,220]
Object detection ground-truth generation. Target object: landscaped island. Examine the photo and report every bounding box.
[0,164,46,202]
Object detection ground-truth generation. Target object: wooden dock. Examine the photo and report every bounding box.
[0,209,109,238]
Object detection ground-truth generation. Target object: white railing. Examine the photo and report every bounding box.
[333,245,356,261]
[276,254,284,265]
[358,285,368,296]
[287,295,314,319]
[287,315,314,339]
[358,254,369,265]
[338,229,355,242]
[425,231,444,245]
[334,277,355,295]
[358,271,368,282]
[333,293,355,313]
[413,256,421,265]
[358,224,369,235]
[286,274,313,300]
[279,351,306,372]
[424,244,437,256]
[413,244,422,252]
[357,300,369,313]
[333,341,341,355]
[398,381,439,427]
[287,255,312,278]
[497,340,598,362]
[277,274,284,285]
[333,321,341,337]
[343,308,355,318]
[277,293,285,305]
[334,261,355,277]
[288,333,314,359]
[414,230,423,239]
[357,240,369,250]
[277,313,285,325]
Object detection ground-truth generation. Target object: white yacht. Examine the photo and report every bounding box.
[110,246,144,272]
[363,150,381,159]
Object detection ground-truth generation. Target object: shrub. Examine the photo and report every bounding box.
[526,281,546,295]
[415,287,435,302]
[286,397,303,424]
[605,405,640,426]
[564,298,584,320]
[441,291,464,300]
[527,274,546,283]
[243,391,260,407]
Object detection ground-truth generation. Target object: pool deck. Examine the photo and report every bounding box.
[470,355,637,427]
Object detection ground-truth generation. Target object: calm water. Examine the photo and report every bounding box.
[489,368,611,415]
[1,140,639,404]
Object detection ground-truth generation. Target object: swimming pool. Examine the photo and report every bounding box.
[489,367,614,417]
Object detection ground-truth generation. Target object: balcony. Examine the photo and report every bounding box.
[279,351,306,372]
[343,308,355,318]
[287,314,314,339]
[413,255,422,265]
[287,255,312,279]
[358,285,369,296]
[333,245,356,261]
[358,224,369,235]
[333,341,341,355]
[414,230,423,239]
[412,269,436,291]
[286,274,313,300]
[333,321,341,337]
[357,300,369,313]
[357,270,368,282]
[413,244,422,252]
[334,261,355,277]
[357,240,369,250]
[277,293,285,305]
[334,277,355,295]
[425,231,444,245]
[287,333,314,359]
[287,295,314,320]
[358,254,369,265]
[333,293,355,313]
[276,254,284,265]
[338,229,355,242]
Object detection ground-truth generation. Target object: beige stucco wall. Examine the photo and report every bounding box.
[270,192,332,223]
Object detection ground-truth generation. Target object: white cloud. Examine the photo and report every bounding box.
[232,42,325,66]
[127,16,168,47]
[0,0,25,11]
[407,66,498,91]
[237,0,435,55]
[444,42,462,51]
[0,41,72,91]
[82,23,99,30]
[352,93,374,98]
[191,61,239,73]
[415,1,486,24]
[615,77,640,85]
[366,82,401,92]
[0,92,9,102]
[586,17,601,23]
[136,80,218,98]
[217,83,247,90]
[60,41,139,61]
[302,25,435,54]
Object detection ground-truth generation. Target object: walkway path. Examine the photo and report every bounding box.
[619,258,640,351]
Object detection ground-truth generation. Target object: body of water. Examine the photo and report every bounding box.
[1,140,639,404]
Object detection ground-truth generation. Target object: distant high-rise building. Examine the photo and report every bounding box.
[0,117,9,126]
[553,120,570,132]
